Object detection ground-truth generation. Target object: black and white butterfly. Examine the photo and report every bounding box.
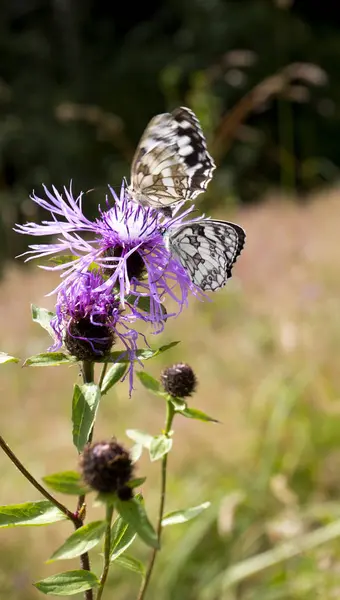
[128,106,216,209]
[165,220,246,292]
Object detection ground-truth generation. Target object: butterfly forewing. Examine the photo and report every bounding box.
[129,107,215,208]
[168,220,246,292]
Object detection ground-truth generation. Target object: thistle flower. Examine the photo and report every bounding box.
[15,182,202,326]
[161,363,197,398]
[81,440,134,499]
[51,271,139,392]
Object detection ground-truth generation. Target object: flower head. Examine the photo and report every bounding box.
[161,363,197,398]
[51,271,139,392]
[81,440,134,499]
[15,182,203,327]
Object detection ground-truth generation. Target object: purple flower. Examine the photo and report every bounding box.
[15,181,202,326]
[51,271,140,393]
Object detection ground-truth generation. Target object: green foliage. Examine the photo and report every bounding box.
[101,363,128,394]
[43,471,88,495]
[114,555,146,577]
[34,570,99,596]
[162,502,211,527]
[31,305,55,339]
[48,521,106,562]
[24,353,75,367]
[116,497,159,549]
[110,515,137,561]
[178,407,219,423]
[149,435,173,462]
[0,352,19,364]
[0,501,66,527]
[72,383,101,452]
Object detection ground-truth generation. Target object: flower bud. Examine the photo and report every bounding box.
[161,363,197,398]
[80,440,134,498]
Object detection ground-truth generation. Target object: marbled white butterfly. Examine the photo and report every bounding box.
[128,106,215,209]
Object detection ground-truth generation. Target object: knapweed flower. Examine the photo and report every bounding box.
[161,363,197,398]
[15,182,203,327]
[81,440,134,499]
[51,271,139,392]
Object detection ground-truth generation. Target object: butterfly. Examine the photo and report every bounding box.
[128,106,216,209]
[165,220,246,292]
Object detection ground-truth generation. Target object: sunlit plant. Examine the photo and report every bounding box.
[0,182,225,600]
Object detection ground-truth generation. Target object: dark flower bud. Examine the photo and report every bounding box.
[65,318,115,361]
[161,363,197,398]
[80,440,134,496]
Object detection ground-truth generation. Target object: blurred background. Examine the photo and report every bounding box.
[2,0,340,598]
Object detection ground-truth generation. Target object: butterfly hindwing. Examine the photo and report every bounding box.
[129,107,215,208]
[168,220,246,291]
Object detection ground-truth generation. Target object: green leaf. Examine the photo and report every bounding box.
[43,471,88,495]
[169,396,187,410]
[0,501,66,528]
[115,554,146,577]
[0,352,19,365]
[31,305,55,339]
[149,435,173,462]
[179,407,219,423]
[126,429,153,449]
[127,477,146,489]
[110,516,137,561]
[137,371,161,393]
[116,497,159,549]
[72,383,101,452]
[101,363,128,394]
[24,352,75,367]
[97,341,180,364]
[48,521,106,562]
[162,502,211,526]
[34,570,99,596]
[130,443,143,463]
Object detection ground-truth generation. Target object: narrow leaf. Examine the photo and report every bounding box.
[126,429,153,449]
[125,294,167,318]
[49,521,106,562]
[162,502,211,526]
[149,435,173,462]
[97,341,179,364]
[31,305,55,338]
[110,516,137,561]
[34,570,99,596]
[179,407,219,423]
[101,363,128,394]
[24,352,75,367]
[137,371,161,393]
[43,471,88,495]
[169,396,187,410]
[72,383,101,452]
[115,554,146,577]
[116,497,159,549]
[0,352,19,364]
[0,501,66,528]
[128,477,146,489]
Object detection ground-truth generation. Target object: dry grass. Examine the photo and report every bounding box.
[1,187,340,598]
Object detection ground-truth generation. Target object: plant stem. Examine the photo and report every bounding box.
[78,360,96,600]
[137,401,175,600]
[96,504,114,600]
[0,435,79,525]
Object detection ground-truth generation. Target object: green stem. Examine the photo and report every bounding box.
[96,504,114,600]
[137,401,175,600]
[0,435,79,525]
[78,360,96,600]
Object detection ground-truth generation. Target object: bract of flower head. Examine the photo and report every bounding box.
[15,181,203,326]
[50,271,140,393]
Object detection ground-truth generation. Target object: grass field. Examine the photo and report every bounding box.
[2,188,340,599]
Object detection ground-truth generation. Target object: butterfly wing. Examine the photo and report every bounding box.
[168,220,246,291]
[130,107,215,208]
